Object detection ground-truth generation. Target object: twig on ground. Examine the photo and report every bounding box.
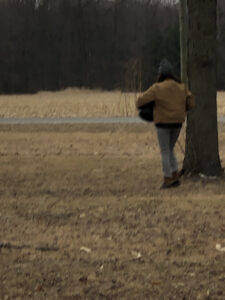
[0,242,59,252]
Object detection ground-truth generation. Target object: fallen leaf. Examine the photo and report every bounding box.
[216,244,225,252]
[132,251,142,259]
[80,246,92,253]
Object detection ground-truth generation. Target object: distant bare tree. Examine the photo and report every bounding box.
[0,0,225,94]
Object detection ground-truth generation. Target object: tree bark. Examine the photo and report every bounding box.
[183,0,222,176]
[179,0,188,85]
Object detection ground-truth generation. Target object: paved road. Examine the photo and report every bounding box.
[0,116,224,125]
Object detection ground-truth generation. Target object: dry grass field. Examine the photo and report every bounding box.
[0,89,137,118]
[217,92,225,117]
[0,121,225,299]
[0,89,224,118]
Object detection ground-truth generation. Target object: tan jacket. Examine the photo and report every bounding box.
[137,79,195,124]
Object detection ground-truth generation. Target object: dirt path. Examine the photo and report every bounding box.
[0,124,224,299]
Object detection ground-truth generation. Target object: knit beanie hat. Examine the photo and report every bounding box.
[158,59,174,76]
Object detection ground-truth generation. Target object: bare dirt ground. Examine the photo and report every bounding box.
[0,123,225,300]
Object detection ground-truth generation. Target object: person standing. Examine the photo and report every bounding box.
[137,59,195,189]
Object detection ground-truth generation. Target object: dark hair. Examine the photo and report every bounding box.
[157,73,181,83]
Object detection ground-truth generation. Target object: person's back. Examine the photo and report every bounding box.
[137,78,194,124]
[136,59,195,189]
[153,79,191,124]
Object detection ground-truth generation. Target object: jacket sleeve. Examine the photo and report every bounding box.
[136,84,156,109]
[186,89,195,111]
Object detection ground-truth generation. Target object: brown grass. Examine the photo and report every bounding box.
[217,91,225,116]
[0,88,138,118]
[0,89,224,118]
[0,123,225,299]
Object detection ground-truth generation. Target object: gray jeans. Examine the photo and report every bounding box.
[156,127,181,177]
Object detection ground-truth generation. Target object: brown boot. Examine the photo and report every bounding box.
[172,171,179,181]
[173,169,185,180]
[172,172,181,187]
[160,176,180,189]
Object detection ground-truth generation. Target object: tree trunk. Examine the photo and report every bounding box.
[183,0,222,176]
[179,0,188,85]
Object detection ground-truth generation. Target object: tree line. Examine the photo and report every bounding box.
[0,0,224,94]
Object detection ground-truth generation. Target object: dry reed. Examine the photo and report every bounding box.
[0,88,224,118]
